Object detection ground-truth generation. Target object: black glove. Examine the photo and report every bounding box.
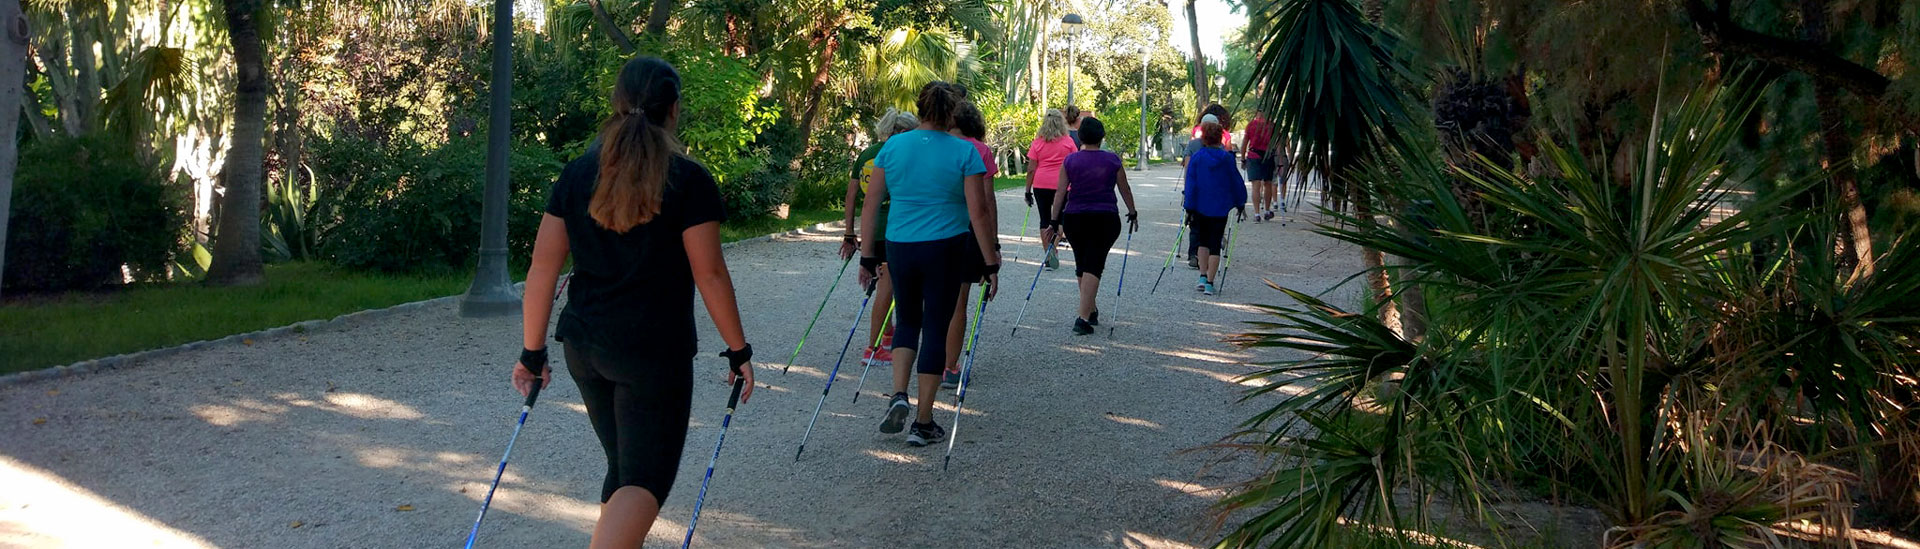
[860,256,881,278]
[519,347,548,375]
[1125,211,1139,233]
[1024,190,1035,206]
[983,263,1001,276]
[719,344,753,375]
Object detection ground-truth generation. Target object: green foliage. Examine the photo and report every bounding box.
[1222,77,1912,546]
[311,135,561,273]
[792,135,861,211]
[262,166,323,263]
[4,136,186,292]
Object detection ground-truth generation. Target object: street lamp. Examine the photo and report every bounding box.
[1062,13,1083,107]
[460,0,521,317]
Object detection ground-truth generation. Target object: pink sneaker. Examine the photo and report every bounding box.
[863,346,893,365]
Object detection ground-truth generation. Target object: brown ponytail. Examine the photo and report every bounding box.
[591,57,683,233]
[916,81,961,130]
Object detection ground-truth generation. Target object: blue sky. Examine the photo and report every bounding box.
[1169,0,1248,61]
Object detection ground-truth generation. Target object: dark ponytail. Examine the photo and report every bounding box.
[592,57,682,233]
[916,81,961,130]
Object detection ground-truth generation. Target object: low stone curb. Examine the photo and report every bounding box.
[0,219,858,389]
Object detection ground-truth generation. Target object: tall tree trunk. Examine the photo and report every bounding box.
[587,0,636,53]
[794,19,841,157]
[724,13,744,57]
[643,0,673,37]
[1817,83,1875,279]
[207,0,266,286]
[0,0,26,298]
[65,3,96,135]
[1358,0,1396,331]
[1185,0,1208,114]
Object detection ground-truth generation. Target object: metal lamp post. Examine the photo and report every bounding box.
[1062,13,1083,107]
[1136,40,1150,171]
[460,0,522,317]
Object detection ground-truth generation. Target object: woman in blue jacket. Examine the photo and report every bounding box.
[1181,121,1247,296]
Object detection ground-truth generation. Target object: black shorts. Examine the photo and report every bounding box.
[1189,211,1229,252]
[564,343,693,504]
[1033,189,1058,229]
[1246,155,1274,181]
[956,233,987,283]
[1061,212,1121,278]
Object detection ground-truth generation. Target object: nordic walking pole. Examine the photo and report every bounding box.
[852,299,894,403]
[1149,217,1188,294]
[1009,241,1058,336]
[795,281,877,462]
[463,365,542,549]
[850,300,896,404]
[944,288,992,471]
[783,256,853,375]
[465,272,572,549]
[682,351,748,549]
[1218,217,1245,294]
[1109,223,1134,337]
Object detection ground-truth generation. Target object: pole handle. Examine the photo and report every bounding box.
[725,377,744,411]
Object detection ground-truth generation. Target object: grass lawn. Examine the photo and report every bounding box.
[0,262,469,374]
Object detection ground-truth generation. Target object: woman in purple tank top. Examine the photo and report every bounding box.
[1044,117,1139,335]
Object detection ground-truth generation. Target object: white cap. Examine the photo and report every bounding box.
[1200,114,1221,125]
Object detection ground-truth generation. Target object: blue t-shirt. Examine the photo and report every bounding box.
[876,129,986,242]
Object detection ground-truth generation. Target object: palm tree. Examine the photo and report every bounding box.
[1184,0,1207,114]
[206,0,268,286]
[1245,0,1413,327]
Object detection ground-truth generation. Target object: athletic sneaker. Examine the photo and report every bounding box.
[1203,281,1218,296]
[880,393,911,434]
[1089,309,1100,326]
[1045,249,1060,270]
[1072,318,1095,335]
[1188,256,1199,269]
[862,346,892,367]
[1253,214,1263,224]
[1197,275,1210,291]
[907,421,947,447]
[940,363,962,389]
[1265,210,1276,221]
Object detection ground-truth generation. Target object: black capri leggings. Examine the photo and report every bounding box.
[1188,210,1229,252]
[1033,189,1058,229]
[886,234,970,375]
[563,343,693,504]
[1061,212,1121,278]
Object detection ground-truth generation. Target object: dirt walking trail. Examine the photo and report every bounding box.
[0,163,1360,548]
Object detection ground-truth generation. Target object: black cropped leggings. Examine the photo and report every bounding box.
[885,234,970,375]
[563,343,692,504]
[1061,211,1120,278]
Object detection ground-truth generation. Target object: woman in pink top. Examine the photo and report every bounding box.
[1025,109,1077,270]
[935,101,1000,388]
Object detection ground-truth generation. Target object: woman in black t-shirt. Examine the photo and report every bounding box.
[512,56,754,547]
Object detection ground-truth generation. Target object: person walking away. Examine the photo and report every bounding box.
[1026,110,1077,271]
[1242,112,1276,222]
[1064,105,1085,150]
[1045,117,1138,335]
[1273,136,1294,215]
[513,56,755,548]
[860,81,1001,447]
[1182,111,1231,268]
[1182,120,1247,296]
[843,109,920,369]
[941,101,1000,388]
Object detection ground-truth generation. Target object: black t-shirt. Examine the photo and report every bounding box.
[547,149,727,361]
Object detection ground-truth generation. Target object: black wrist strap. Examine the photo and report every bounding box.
[520,348,548,374]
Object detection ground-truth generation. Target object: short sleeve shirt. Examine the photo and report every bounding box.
[965,137,999,179]
[852,141,890,243]
[1027,137,1077,190]
[1244,118,1271,157]
[876,129,985,243]
[545,149,727,360]
[1061,150,1124,214]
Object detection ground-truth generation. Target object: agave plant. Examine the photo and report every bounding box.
[1216,71,1914,546]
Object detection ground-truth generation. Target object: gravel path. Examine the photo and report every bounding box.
[0,163,1360,548]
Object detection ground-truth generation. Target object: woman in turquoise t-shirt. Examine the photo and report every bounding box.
[859,82,1002,447]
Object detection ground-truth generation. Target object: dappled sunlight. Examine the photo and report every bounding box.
[1110,342,1244,365]
[1104,413,1164,430]
[188,397,289,426]
[0,456,215,548]
[1153,478,1227,499]
[863,448,925,465]
[1119,529,1202,549]
[1335,517,1488,549]
[318,392,427,420]
[1164,364,1264,388]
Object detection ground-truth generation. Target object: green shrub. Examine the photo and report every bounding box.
[792,137,859,211]
[4,136,185,291]
[312,135,561,273]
